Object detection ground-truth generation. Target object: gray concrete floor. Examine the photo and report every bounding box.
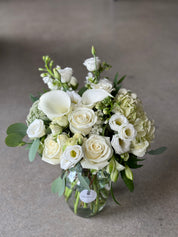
[0,0,178,236]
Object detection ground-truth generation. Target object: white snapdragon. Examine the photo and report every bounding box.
[27,119,45,139]
[60,145,83,170]
[81,135,113,170]
[67,91,82,105]
[68,107,97,135]
[83,57,101,71]
[111,134,131,154]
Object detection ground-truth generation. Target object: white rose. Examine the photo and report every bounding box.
[60,145,83,170]
[82,89,112,108]
[27,119,45,139]
[119,124,137,141]
[68,107,97,135]
[83,57,101,71]
[67,91,82,105]
[131,138,149,157]
[81,135,113,170]
[42,134,68,165]
[111,134,131,154]
[92,78,113,93]
[57,67,73,83]
[109,113,128,131]
[38,90,71,120]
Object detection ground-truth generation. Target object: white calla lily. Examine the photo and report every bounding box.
[82,89,112,107]
[38,90,71,120]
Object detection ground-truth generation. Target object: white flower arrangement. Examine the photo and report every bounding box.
[5,46,166,211]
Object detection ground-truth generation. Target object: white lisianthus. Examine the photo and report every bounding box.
[27,119,45,139]
[42,134,68,165]
[111,134,131,154]
[82,89,112,108]
[92,78,113,93]
[119,124,137,141]
[57,67,73,83]
[131,138,149,157]
[38,90,71,120]
[42,76,50,84]
[60,145,83,170]
[47,80,58,90]
[67,91,82,105]
[85,72,94,84]
[109,113,128,131]
[68,107,97,135]
[69,76,78,87]
[81,135,113,170]
[83,57,101,71]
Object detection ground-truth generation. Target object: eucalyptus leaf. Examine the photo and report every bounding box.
[51,176,65,197]
[7,123,27,137]
[28,139,40,162]
[77,173,90,191]
[5,133,24,147]
[121,171,134,192]
[147,146,167,155]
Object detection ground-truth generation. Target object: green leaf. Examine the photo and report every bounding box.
[28,139,40,162]
[114,72,119,87]
[77,173,90,191]
[126,154,144,169]
[7,123,27,137]
[78,87,87,96]
[117,75,126,85]
[121,171,134,192]
[30,94,39,103]
[147,146,167,155]
[51,176,65,197]
[110,183,121,205]
[5,133,24,147]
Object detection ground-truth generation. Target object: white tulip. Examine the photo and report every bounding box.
[111,134,131,154]
[81,135,113,170]
[68,107,97,135]
[83,57,101,72]
[27,119,45,139]
[109,113,128,131]
[82,89,112,108]
[57,67,73,83]
[60,145,83,170]
[38,90,71,120]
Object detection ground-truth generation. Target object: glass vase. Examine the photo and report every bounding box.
[64,168,111,218]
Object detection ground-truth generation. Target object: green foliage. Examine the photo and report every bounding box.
[78,86,87,96]
[110,183,121,206]
[121,171,134,192]
[147,146,167,155]
[126,154,144,169]
[51,176,65,197]
[5,123,27,147]
[7,123,27,137]
[28,139,40,162]
[112,74,126,96]
[77,173,90,191]
[5,134,25,147]
[30,94,39,103]
[125,166,133,181]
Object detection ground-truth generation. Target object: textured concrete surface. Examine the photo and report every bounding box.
[0,0,178,236]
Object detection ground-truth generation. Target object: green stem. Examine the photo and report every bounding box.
[93,175,99,214]
[74,191,80,214]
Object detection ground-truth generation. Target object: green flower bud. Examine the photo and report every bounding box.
[125,166,133,180]
[91,46,96,56]
[53,68,61,80]
[40,73,48,77]
[111,169,119,182]
[120,153,129,161]
[103,108,110,115]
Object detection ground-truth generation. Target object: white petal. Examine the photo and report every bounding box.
[82,89,112,107]
[38,90,71,120]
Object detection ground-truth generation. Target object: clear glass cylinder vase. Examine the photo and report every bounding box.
[64,169,111,218]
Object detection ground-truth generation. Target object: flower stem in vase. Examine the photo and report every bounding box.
[74,190,80,214]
